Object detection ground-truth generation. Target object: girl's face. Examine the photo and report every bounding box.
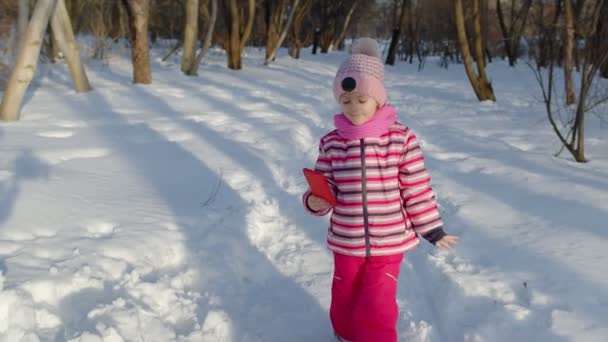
[339,93,379,125]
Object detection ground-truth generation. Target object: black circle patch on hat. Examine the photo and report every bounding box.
[341,77,356,92]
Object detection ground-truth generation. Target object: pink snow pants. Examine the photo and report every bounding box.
[330,252,404,342]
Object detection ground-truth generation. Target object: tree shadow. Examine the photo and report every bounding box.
[0,257,5,278]
[103,69,332,250]
[152,66,329,142]
[267,62,335,88]
[203,74,324,138]
[406,109,608,193]
[421,129,608,240]
[413,154,608,327]
[20,61,75,111]
[53,284,114,340]
[398,248,570,342]
[54,86,330,341]
[0,150,51,229]
[91,52,339,252]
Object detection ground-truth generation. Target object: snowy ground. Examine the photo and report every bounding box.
[1,44,607,342]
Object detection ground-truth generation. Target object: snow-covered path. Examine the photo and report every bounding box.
[1,47,607,341]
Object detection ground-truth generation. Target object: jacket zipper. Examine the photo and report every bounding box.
[360,139,371,257]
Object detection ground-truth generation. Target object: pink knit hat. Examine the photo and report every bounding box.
[333,38,386,106]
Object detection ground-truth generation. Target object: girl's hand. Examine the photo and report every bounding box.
[435,235,459,252]
[307,195,332,211]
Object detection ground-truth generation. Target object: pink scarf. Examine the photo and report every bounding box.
[334,104,397,139]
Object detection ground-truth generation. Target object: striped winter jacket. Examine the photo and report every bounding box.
[303,123,445,257]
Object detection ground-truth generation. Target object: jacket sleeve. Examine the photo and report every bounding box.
[302,139,336,216]
[398,131,446,244]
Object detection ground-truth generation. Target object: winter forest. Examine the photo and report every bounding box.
[0,0,607,341]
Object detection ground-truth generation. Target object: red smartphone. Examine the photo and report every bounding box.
[303,168,337,207]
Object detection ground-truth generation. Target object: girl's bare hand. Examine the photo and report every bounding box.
[435,235,459,251]
[307,195,332,211]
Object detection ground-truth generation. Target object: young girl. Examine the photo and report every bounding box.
[302,38,459,342]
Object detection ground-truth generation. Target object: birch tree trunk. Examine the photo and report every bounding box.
[239,0,255,53]
[48,25,60,63]
[181,0,199,75]
[123,0,152,84]
[265,0,286,65]
[226,0,255,70]
[227,0,241,69]
[49,0,91,92]
[454,0,496,101]
[1,0,57,121]
[17,0,29,53]
[265,0,300,65]
[564,0,576,104]
[191,0,217,75]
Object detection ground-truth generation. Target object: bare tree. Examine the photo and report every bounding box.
[599,1,608,78]
[411,0,455,67]
[77,1,129,60]
[496,0,532,66]
[17,0,29,53]
[190,0,218,75]
[220,0,255,70]
[331,0,360,50]
[406,0,421,65]
[1,0,57,121]
[454,0,496,101]
[1,3,17,88]
[265,0,301,65]
[317,0,360,53]
[563,0,576,105]
[481,0,490,64]
[50,0,91,92]
[289,0,312,59]
[181,0,199,75]
[531,0,607,162]
[47,24,60,62]
[386,0,407,65]
[1,0,92,121]
[530,0,563,68]
[123,0,152,84]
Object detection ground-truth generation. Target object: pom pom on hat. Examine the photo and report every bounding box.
[333,38,386,106]
[349,37,381,58]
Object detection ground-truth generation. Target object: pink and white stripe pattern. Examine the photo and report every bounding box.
[303,123,444,257]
